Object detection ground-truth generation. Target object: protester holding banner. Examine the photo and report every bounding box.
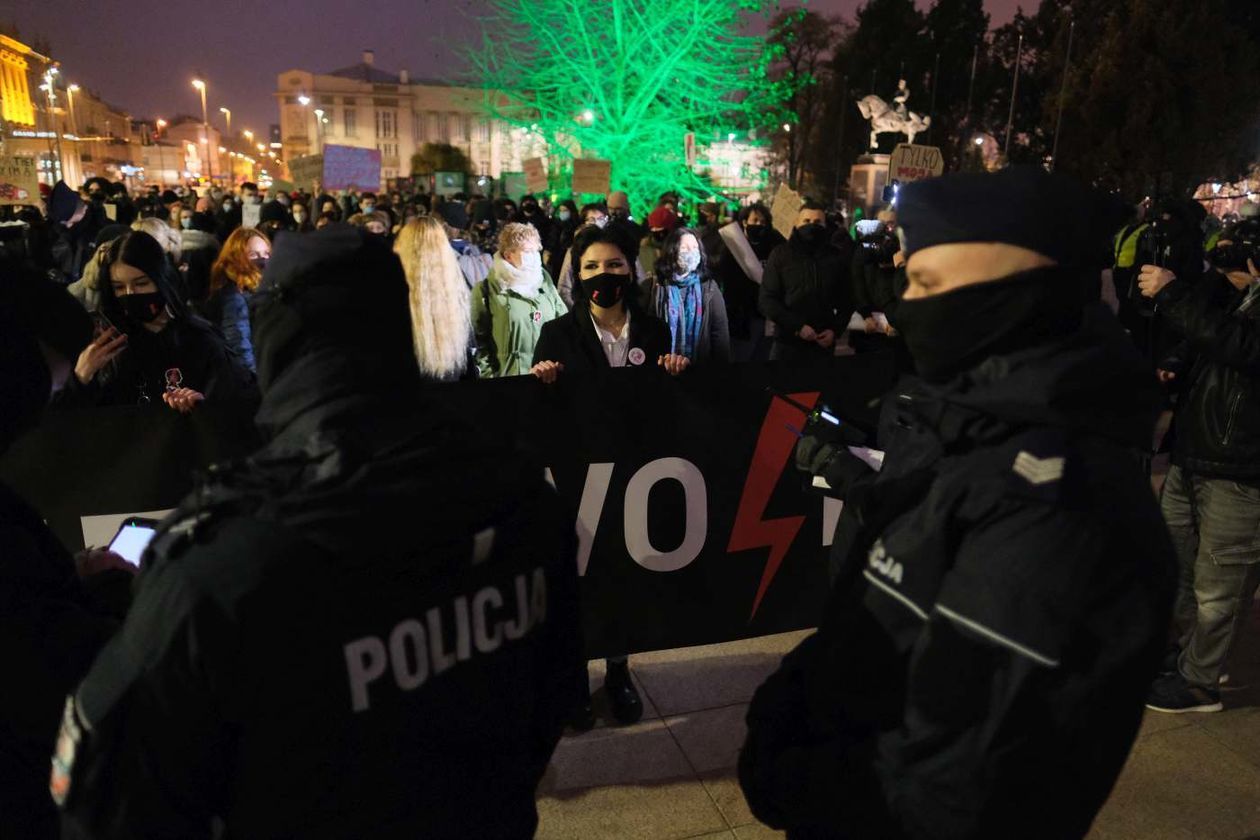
[55,225,582,839]
[0,272,133,840]
[530,221,691,728]
[648,227,731,364]
[57,230,256,413]
[739,167,1175,839]
[203,227,270,372]
[395,217,475,381]
[472,222,567,378]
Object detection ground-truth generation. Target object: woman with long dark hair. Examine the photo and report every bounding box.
[649,226,731,364]
[61,230,255,412]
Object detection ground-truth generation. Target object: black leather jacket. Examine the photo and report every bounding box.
[1158,271,1260,482]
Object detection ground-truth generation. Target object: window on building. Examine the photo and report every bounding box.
[477,119,490,142]
[344,108,357,137]
[436,113,449,142]
[375,110,396,139]
[461,116,472,141]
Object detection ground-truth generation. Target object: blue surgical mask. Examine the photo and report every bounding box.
[558,209,572,222]
[520,251,542,274]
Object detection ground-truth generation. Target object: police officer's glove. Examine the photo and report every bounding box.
[795,434,837,476]
[794,435,874,497]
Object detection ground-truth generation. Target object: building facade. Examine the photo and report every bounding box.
[275,51,544,188]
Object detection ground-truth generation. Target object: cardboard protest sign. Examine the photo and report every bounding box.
[0,156,39,205]
[321,144,381,192]
[287,154,324,190]
[769,183,804,241]
[572,159,611,196]
[887,144,944,185]
[523,157,549,194]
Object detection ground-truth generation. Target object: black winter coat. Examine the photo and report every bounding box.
[58,350,582,839]
[758,236,853,348]
[1158,272,1260,481]
[0,482,130,839]
[533,302,673,372]
[56,317,257,409]
[740,305,1176,839]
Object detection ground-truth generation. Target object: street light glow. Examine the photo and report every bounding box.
[67,83,79,93]
[192,79,205,91]
[298,94,311,106]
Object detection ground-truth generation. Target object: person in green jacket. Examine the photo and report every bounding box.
[472,222,568,377]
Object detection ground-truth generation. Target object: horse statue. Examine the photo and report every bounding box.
[856,93,932,148]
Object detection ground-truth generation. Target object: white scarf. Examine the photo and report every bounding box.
[493,252,544,299]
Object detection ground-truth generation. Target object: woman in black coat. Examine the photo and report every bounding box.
[532,224,689,380]
[528,224,689,732]
[57,230,256,412]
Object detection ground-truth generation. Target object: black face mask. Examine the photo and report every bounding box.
[251,257,269,272]
[794,224,825,247]
[892,266,1083,384]
[119,291,166,325]
[651,230,667,243]
[581,272,628,307]
[745,224,766,243]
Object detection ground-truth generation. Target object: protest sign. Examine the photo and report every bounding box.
[572,159,611,196]
[321,144,381,192]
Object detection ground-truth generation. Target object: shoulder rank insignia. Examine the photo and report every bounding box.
[1012,451,1065,486]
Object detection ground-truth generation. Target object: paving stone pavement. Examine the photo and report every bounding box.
[537,602,1260,840]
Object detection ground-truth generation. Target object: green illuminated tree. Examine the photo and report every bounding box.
[470,0,795,212]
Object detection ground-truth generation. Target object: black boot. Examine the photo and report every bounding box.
[604,658,643,725]
[568,663,595,733]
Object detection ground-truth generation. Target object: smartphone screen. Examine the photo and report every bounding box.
[108,520,158,566]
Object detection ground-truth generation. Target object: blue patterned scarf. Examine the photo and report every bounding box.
[656,272,705,359]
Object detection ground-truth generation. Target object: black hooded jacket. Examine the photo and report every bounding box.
[740,304,1176,839]
[58,228,583,839]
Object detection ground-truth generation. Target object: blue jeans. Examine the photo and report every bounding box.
[1160,466,1260,687]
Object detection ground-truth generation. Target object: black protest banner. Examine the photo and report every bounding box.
[1,356,896,657]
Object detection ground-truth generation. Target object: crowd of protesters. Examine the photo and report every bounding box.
[0,167,1257,839]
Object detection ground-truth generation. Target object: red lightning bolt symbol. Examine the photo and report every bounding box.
[728,391,820,620]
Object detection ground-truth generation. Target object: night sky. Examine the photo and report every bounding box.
[12,0,1023,137]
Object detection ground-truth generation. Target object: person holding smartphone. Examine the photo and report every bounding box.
[57,230,256,413]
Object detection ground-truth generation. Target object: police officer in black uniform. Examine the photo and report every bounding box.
[739,168,1176,839]
[56,224,583,839]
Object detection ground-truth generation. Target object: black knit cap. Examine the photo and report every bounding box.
[897,166,1130,269]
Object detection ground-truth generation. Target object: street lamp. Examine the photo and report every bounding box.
[219,106,231,138]
[192,78,213,180]
[66,84,79,137]
[243,129,253,143]
[41,67,64,182]
[313,108,325,152]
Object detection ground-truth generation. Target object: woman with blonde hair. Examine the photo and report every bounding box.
[394,216,474,381]
[472,221,567,377]
[202,227,270,371]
